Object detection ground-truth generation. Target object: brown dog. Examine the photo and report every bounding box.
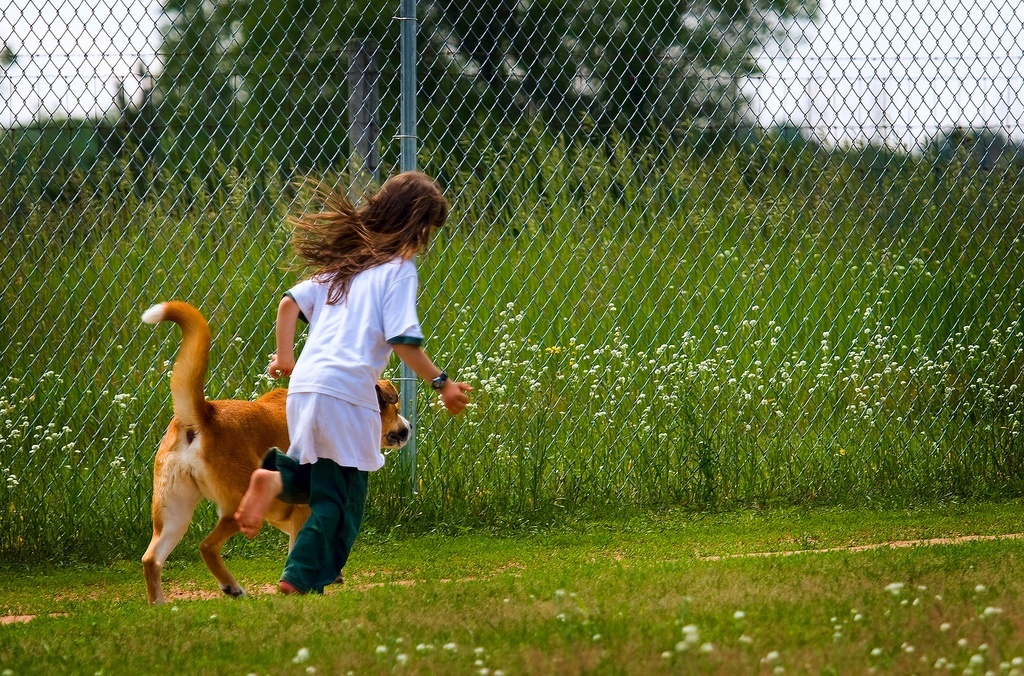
[140,301,409,605]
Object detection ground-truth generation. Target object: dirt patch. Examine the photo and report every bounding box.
[155,569,520,600]
[698,532,1024,561]
[1,613,69,625]
[52,590,103,603]
[163,583,279,601]
[1,615,35,625]
[158,579,419,599]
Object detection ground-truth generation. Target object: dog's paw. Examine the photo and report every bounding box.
[221,585,246,598]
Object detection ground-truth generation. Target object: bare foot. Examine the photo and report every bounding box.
[233,469,282,538]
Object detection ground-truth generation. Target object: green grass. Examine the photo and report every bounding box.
[4,504,1024,674]
[1,130,1023,562]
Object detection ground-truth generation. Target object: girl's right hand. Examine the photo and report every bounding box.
[268,353,295,379]
[439,380,473,415]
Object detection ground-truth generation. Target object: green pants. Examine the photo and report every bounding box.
[261,449,368,594]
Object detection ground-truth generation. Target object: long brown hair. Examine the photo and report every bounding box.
[290,171,448,304]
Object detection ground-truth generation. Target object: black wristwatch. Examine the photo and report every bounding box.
[430,372,449,391]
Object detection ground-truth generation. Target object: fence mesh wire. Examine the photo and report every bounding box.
[2,0,1024,561]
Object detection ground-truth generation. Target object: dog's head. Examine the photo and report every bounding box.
[376,379,411,449]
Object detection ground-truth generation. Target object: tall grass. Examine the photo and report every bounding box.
[1,128,1022,562]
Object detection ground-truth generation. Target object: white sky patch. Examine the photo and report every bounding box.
[1,0,162,124]
[744,0,1024,147]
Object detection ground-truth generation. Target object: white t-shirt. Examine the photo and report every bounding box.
[285,258,423,410]
[285,392,385,470]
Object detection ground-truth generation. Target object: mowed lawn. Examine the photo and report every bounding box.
[4,503,1024,674]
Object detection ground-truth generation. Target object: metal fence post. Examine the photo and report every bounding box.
[398,0,419,495]
[347,39,381,194]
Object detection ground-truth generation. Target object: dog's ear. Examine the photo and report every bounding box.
[376,380,400,409]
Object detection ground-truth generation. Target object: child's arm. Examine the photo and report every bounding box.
[390,344,473,415]
[268,295,300,379]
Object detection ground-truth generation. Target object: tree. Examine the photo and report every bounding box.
[154,0,816,171]
[420,0,817,141]
[157,0,247,167]
[1,41,18,103]
[0,42,16,68]
[107,62,162,171]
[157,0,394,172]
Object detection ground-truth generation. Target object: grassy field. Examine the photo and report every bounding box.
[0,131,1023,562]
[4,504,1024,674]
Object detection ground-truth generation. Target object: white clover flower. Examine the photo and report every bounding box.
[443,642,457,652]
[982,607,1003,618]
[293,647,311,663]
[975,584,988,593]
[734,610,745,620]
[375,645,388,655]
[884,582,905,595]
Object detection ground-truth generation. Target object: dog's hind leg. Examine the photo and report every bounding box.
[143,476,202,605]
[199,514,246,598]
[277,509,307,553]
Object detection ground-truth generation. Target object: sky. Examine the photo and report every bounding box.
[746,0,1024,146]
[2,0,1022,147]
[0,0,161,125]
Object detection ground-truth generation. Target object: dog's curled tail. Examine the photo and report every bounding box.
[143,301,211,430]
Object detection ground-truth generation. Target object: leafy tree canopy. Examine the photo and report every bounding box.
[156,0,815,169]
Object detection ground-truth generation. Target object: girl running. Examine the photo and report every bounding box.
[234,171,472,594]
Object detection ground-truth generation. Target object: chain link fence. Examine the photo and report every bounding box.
[2,0,1024,562]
